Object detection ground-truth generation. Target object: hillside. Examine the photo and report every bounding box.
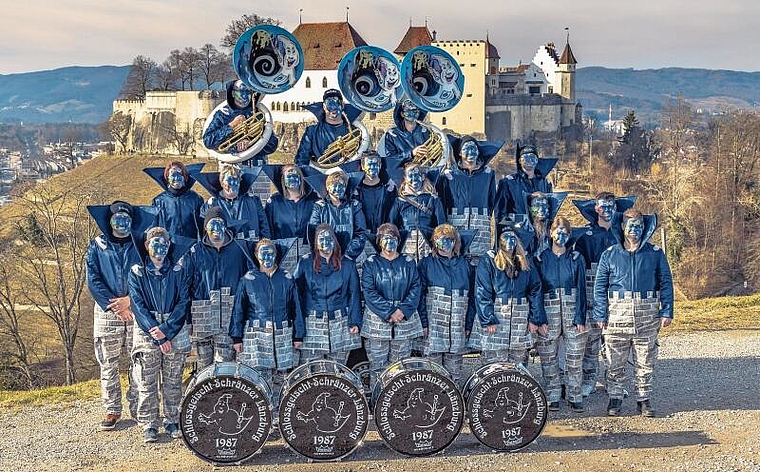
[0,65,129,124]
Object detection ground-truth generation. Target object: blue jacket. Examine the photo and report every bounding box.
[129,253,191,345]
[523,191,568,258]
[378,103,430,163]
[572,196,637,269]
[418,252,476,331]
[294,255,362,328]
[187,233,250,304]
[475,251,547,327]
[494,151,556,221]
[202,81,278,166]
[536,248,587,326]
[144,164,205,240]
[230,268,305,342]
[389,193,446,240]
[593,214,674,321]
[196,169,271,241]
[437,137,502,218]
[262,164,318,242]
[354,167,397,235]
[294,103,363,167]
[360,253,421,321]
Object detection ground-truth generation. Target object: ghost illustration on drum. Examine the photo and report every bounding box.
[392,387,446,428]
[198,393,255,436]
[296,392,351,433]
[482,387,531,425]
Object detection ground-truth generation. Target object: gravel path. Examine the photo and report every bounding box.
[3,330,759,472]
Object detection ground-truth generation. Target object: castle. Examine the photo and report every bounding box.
[112,22,581,156]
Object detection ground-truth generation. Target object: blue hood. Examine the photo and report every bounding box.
[304,102,363,123]
[514,142,557,178]
[87,204,157,243]
[134,232,196,265]
[458,229,477,254]
[572,195,638,226]
[392,100,428,129]
[143,163,205,193]
[195,166,262,197]
[447,134,504,172]
[611,212,659,249]
[495,215,535,251]
[521,191,568,225]
[304,171,365,200]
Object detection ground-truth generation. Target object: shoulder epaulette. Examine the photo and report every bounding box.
[244,271,256,280]
[572,251,580,260]
[652,244,661,251]
[131,264,144,276]
[95,235,108,250]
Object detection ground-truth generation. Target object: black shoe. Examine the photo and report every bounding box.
[561,385,566,400]
[637,400,656,417]
[548,401,560,411]
[569,401,585,413]
[143,428,158,443]
[607,398,622,416]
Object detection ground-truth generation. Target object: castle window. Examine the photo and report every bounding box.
[283,102,289,112]
[471,63,476,67]
[305,77,311,88]
[276,102,281,111]
[322,77,328,88]
[442,117,447,126]
[291,102,295,111]
[271,101,276,109]
[466,93,472,98]
[548,86,553,93]
[369,112,377,120]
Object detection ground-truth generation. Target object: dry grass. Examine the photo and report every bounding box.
[0,378,101,409]
[667,294,760,334]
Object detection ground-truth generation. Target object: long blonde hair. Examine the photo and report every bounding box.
[431,223,461,257]
[494,232,530,278]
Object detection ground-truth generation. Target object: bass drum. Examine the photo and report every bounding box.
[279,360,369,461]
[373,358,464,456]
[180,362,272,465]
[463,362,548,451]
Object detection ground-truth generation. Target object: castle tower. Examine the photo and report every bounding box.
[557,39,577,102]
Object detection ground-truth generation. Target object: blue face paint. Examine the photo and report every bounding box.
[109,212,132,237]
[435,236,455,254]
[406,167,423,191]
[624,218,644,242]
[461,141,480,165]
[148,236,170,261]
[257,244,277,269]
[317,230,335,253]
[500,232,518,252]
[363,157,382,180]
[232,85,252,106]
[283,170,302,190]
[205,217,226,241]
[530,197,550,220]
[324,97,343,116]
[168,168,185,190]
[380,235,399,253]
[401,100,420,121]
[222,174,240,196]
[552,227,570,246]
[596,199,616,222]
[327,181,346,199]
[520,153,538,171]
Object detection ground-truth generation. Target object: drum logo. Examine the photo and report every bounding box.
[198,393,256,436]
[296,392,352,433]
[392,387,446,428]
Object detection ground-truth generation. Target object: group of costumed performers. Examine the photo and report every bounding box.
[86,81,673,444]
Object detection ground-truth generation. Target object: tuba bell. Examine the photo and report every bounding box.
[399,45,465,169]
[337,46,403,113]
[202,25,304,164]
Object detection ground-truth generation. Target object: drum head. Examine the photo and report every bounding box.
[465,363,548,451]
[181,364,272,464]
[279,372,368,460]
[374,360,464,456]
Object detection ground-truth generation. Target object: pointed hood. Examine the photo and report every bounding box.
[195,166,262,198]
[522,191,568,227]
[304,102,363,124]
[514,142,556,178]
[447,134,504,173]
[612,212,659,249]
[135,230,196,264]
[143,163,204,192]
[87,203,158,242]
[496,215,535,250]
[392,99,428,129]
[572,195,638,226]
[304,171,365,200]
[458,229,478,255]
[387,159,441,188]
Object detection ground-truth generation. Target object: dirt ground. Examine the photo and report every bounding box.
[2,330,759,472]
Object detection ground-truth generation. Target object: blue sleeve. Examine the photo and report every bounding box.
[475,259,496,326]
[433,196,447,226]
[487,172,497,215]
[436,176,452,215]
[254,196,271,239]
[265,198,276,238]
[159,270,190,341]
[345,202,368,260]
[417,259,429,329]
[193,192,205,240]
[290,276,305,340]
[656,249,674,318]
[128,269,159,339]
[293,258,309,326]
[527,267,547,325]
[466,263,477,332]
[593,250,612,322]
[258,132,278,157]
[573,254,587,326]
[399,261,421,321]
[86,242,117,310]
[360,259,394,320]
[229,279,248,341]
[202,109,233,150]
[389,199,402,229]
[307,202,323,246]
[383,132,413,163]
[295,126,315,167]
[494,178,512,223]
[346,262,362,328]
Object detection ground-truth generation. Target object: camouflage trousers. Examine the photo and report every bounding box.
[365,338,413,391]
[427,352,464,390]
[195,333,236,369]
[480,349,527,367]
[604,332,658,402]
[537,330,587,403]
[94,328,138,417]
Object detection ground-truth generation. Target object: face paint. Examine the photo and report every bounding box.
[596,199,616,222]
[406,167,424,191]
[148,236,170,262]
[530,197,550,221]
[500,232,517,253]
[221,174,240,196]
[167,167,185,190]
[624,218,644,243]
[283,169,302,189]
[520,152,538,171]
[401,101,420,121]
[435,236,455,255]
[257,244,277,269]
[316,230,335,253]
[461,141,480,165]
[380,234,399,253]
[324,97,343,119]
[327,180,346,200]
[205,217,226,241]
[552,226,570,246]
[232,84,252,107]
[363,156,381,180]
[109,212,132,237]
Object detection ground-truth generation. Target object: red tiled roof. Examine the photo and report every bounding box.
[559,42,577,65]
[394,26,433,55]
[292,22,368,70]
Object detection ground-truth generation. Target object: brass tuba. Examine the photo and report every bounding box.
[399,45,465,169]
[315,112,369,169]
[202,25,304,164]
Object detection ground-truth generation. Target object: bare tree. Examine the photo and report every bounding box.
[155,59,180,91]
[220,13,281,52]
[0,248,37,389]
[103,111,132,153]
[167,49,186,90]
[161,113,195,156]
[198,44,227,90]
[179,47,203,91]
[15,185,96,385]
[119,55,157,99]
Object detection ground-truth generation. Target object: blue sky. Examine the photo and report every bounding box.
[0,0,758,74]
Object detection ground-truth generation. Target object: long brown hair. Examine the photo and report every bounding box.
[494,231,530,278]
[163,160,189,184]
[312,223,342,273]
[281,164,306,198]
[431,223,461,257]
[529,192,549,240]
[255,238,277,270]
